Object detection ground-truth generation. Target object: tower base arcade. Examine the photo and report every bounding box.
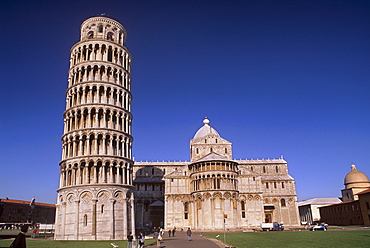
[55,185,135,240]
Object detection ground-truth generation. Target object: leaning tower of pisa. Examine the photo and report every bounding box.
[55,16,135,240]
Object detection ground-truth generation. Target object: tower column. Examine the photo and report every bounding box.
[130,193,135,237]
[110,199,115,239]
[74,200,80,239]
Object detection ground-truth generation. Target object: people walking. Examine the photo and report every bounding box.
[172,227,176,237]
[10,225,28,248]
[186,227,192,241]
[155,230,162,247]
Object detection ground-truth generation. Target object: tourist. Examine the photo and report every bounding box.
[10,225,28,248]
[156,230,162,247]
[172,227,176,237]
[138,231,145,248]
[186,227,192,241]
[127,231,133,248]
[168,229,171,237]
[32,228,38,238]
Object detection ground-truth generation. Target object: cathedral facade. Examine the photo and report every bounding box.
[134,118,300,231]
[55,16,135,240]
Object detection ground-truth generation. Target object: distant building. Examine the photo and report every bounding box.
[133,118,300,231]
[320,200,363,225]
[0,198,55,225]
[298,198,342,224]
[341,164,370,202]
[319,165,370,225]
[357,189,370,225]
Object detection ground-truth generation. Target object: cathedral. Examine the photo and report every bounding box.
[133,118,300,231]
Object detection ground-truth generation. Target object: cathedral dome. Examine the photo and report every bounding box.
[193,118,220,139]
[344,164,370,189]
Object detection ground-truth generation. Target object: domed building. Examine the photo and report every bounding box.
[342,164,370,202]
[133,118,300,231]
[319,164,370,225]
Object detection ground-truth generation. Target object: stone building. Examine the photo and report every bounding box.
[55,16,135,240]
[134,118,300,231]
[357,189,370,225]
[319,164,370,225]
[0,198,55,226]
[341,164,370,202]
[298,198,341,224]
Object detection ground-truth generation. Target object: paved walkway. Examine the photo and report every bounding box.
[145,232,225,248]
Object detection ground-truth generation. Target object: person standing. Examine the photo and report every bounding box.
[138,231,145,248]
[127,231,134,248]
[156,230,162,247]
[31,228,38,238]
[172,227,176,237]
[186,227,192,241]
[10,225,28,248]
[168,229,171,237]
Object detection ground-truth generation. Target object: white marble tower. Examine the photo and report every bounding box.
[55,16,135,240]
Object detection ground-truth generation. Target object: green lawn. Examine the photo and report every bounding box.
[205,230,370,248]
[1,230,369,247]
[0,238,156,248]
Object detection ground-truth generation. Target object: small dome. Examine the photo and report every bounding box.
[344,164,370,189]
[193,118,220,139]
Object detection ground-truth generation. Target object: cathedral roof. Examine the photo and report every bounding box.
[193,118,220,139]
[344,164,370,188]
[194,152,231,163]
[261,175,294,181]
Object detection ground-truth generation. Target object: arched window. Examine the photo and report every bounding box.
[276,166,279,173]
[274,182,277,188]
[84,214,88,226]
[282,182,285,188]
[98,25,103,33]
[87,31,94,39]
[241,201,246,218]
[107,32,114,41]
[225,148,227,154]
[266,182,269,189]
[184,202,189,219]
[101,204,104,213]
[281,199,286,207]
[263,166,266,173]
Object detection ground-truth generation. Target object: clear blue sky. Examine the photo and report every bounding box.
[1,0,369,204]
